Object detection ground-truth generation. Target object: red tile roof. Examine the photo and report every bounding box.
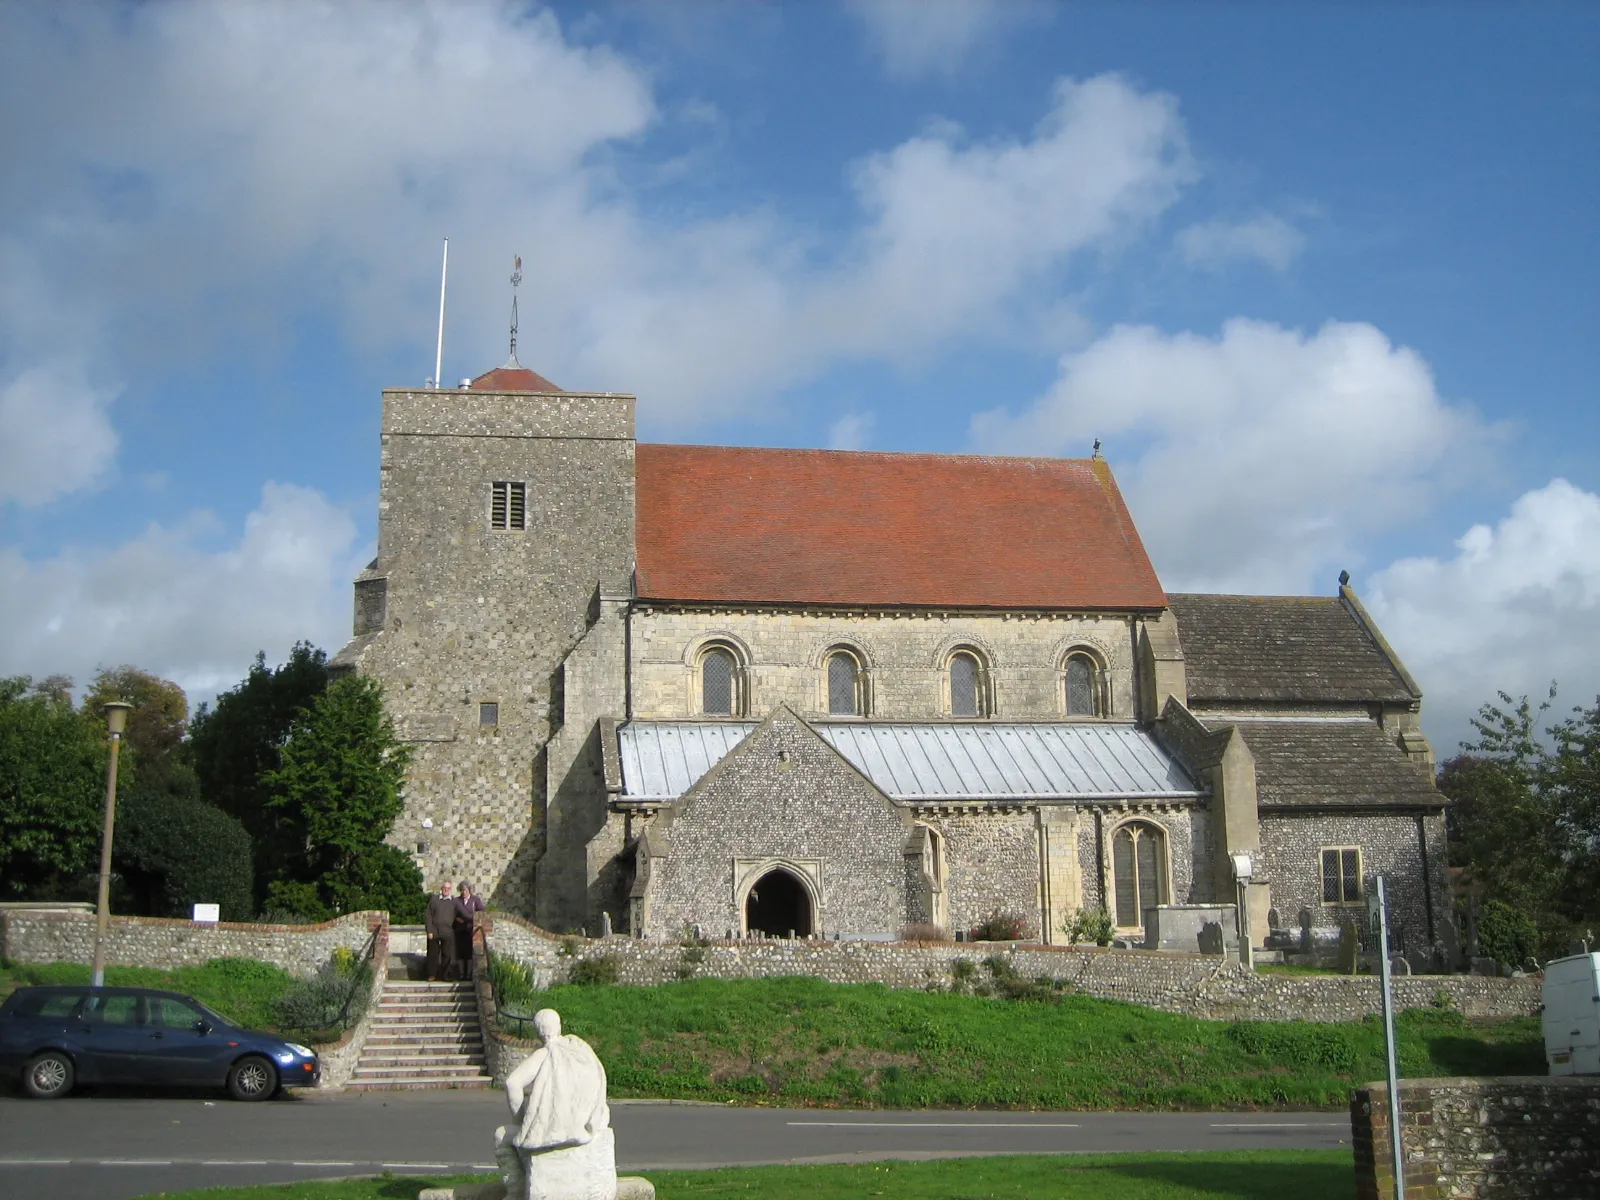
[470,364,562,392]
[635,445,1167,610]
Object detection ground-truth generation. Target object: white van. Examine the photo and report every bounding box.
[1543,952,1600,1075]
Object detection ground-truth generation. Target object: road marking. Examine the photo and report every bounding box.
[98,1160,172,1166]
[293,1161,357,1167]
[788,1122,1080,1128]
[1209,1122,1345,1128]
[0,1160,72,1165]
[383,1163,455,1170]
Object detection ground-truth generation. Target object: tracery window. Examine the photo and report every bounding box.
[826,650,864,716]
[699,645,743,716]
[948,650,990,718]
[1065,652,1104,717]
[1111,820,1167,929]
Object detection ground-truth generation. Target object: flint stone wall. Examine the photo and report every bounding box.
[481,914,1537,1024]
[0,909,385,977]
[1352,1076,1600,1198]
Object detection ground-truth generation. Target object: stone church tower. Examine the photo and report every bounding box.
[332,363,635,926]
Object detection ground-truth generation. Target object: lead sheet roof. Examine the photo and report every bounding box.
[617,720,1204,803]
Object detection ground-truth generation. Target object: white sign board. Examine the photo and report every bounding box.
[192,903,220,923]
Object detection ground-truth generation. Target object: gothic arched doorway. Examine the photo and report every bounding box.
[744,868,813,938]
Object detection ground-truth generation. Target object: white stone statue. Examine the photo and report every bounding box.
[493,1009,617,1200]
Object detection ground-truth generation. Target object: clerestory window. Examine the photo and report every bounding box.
[948,650,990,718]
[826,650,864,716]
[1065,652,1104,717]
[699,645,743,716]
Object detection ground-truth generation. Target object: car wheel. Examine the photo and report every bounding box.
[22,1051,74,1099]
[226,1055,278,1102]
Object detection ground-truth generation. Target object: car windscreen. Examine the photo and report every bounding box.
[189,998,235,1028]
[4,991,85,1019]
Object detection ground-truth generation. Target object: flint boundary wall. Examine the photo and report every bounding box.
[481,913,1538,1024]
[313,921,391,1088]
[0,909,386,978]
[1352,1076,1600,1198]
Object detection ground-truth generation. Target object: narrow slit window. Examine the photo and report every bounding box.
[701,648,736,716]
[1065,654,1100,716]
[479,701,499,727]
[949,652,984,717]
[827,652,860,716]
[490,482,526,530]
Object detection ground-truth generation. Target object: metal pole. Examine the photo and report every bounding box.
[433,236,449,388]
[1377,876,1405,1197]
[90,703,131,989]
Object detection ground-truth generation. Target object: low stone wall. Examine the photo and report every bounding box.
[0,909,386,978]
[314,921,391,1090]
[479,918,1539,1024]
[1352,1076,1600,1198]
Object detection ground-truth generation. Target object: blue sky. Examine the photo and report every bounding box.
[1,1,1596,750]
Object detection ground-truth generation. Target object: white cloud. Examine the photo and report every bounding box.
[0,3,1191,430]
[846,0,1048,80]
[1367,478,1600,751]
[828,411,877,450]
[1176,213,1305,272]
[0,483,362,704]
[0,365,120,506]
[971,318,1493,593]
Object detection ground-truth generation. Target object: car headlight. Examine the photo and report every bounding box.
[285,1043,314,1058]
[275,1051,295,1064]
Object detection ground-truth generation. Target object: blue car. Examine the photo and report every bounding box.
[0,985,319,1101]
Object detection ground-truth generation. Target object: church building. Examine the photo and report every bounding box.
[332,359,1448,954]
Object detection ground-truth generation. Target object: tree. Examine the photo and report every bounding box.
[1441,686,1600,960]
[79,666,256,922]
[189,643,328,906]
[263,674,423,919]
[0,677,108,900]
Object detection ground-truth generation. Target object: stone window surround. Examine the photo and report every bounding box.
[822,643,871,717]
[1059,644,1111,718]
[732,857,825,936]
[1321,844,1365,906]
[942,644,994,718]
[1106,815,1173,932]
[688,635,750,717]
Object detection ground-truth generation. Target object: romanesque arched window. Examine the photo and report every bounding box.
[1111,820,1167,930]
[1064,651,1105,717]
[699,644,744,716]
[947,649,990,718]
[826,648,865,716]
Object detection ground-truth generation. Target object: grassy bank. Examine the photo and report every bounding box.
[511,976,1540,1110]
[134,1151,1354,1199]
[1,958,299,1032]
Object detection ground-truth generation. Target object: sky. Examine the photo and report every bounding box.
[0,1,1596,754]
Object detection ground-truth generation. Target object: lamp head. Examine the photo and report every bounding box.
[102,701,133,737]
[1230,852,1254,882]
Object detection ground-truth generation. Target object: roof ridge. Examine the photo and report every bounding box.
[638,442,1099,467]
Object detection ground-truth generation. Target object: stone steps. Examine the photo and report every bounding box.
[348,980,492,1091]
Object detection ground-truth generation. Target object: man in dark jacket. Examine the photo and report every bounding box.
[426,880,458,981]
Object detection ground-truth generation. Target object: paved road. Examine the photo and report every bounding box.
[0,1089,1350,1200]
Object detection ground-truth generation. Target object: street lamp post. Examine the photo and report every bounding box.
[90,701,133,989]
[1231,852,1254,970]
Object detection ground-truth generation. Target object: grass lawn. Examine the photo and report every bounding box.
[132,1151,1355,1199]
[0,958,298,1032]
[507,976,1540,1110]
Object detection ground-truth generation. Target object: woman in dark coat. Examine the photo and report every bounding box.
[454,880,486,979]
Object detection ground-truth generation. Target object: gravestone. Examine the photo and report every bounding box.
[599,912,612,938]
[1337,919,1360,975]
[1197,921,1225,955]
[1298,908,1314,953]
[1388,953,1411,976]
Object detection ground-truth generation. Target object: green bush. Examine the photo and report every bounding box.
[117,786,254,922]
[1476,899,1540,968]
[273,954,373,1038]
[969,909,1030,941]
[569,954,620,986]
[1063,905,1116,946]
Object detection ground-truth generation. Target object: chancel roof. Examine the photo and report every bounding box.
[1210,717,1441,809]
[1167,593,1418,705]
[616,720,1204,804]
[634,445,1166,611]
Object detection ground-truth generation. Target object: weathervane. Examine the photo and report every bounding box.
[508,254,523,365]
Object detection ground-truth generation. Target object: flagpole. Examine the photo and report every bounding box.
[434,236,449,388]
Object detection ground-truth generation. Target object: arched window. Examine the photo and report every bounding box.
[1111,821,1167,929]
[1065,652,1104,717]
[826,650,864,716]
[699,645,742,716]
[948,650,990,717]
